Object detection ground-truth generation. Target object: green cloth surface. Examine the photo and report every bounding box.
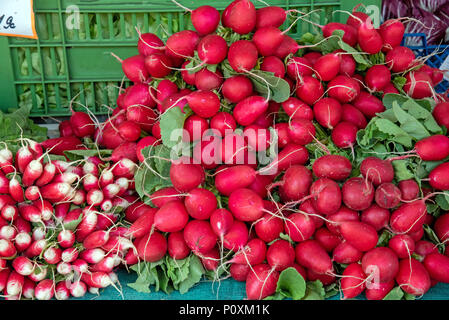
[75,269,449,300]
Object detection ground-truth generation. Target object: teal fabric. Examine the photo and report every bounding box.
[75,269,449,300]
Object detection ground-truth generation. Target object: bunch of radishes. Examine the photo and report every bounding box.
[0,139,142,300]
[30,0,449,301]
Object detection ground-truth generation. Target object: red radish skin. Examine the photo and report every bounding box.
[127,208,156,239]
[342,177,375,211]
[295,240,334,275]
[281,97,313,121]
[433,102,449,129]
[375,183,401,209]
[254,213,284,243]
[360,157,394,186]
[358,22,383,54]
[315,227,342,252]
[362,247,399,283]
[295,76,324,106]
[233,96,269,126]
[310,178,342,215]
[389,234,415,259]
[210,208,234,237]
[184,188,217,220]
[186,90,220,118]
[256,6,286,29]
[183,220,218,254]
[286,118,316,146]
[403,71,434,99]
[170,157,205,192]
[252,26,284,57]
[194,68,223,91]
[260,56,285,78]
[228,40,258,73]
[352,91,385,119]
[313,98,342,129]
[154,200,189,233]
[58,230,75,248]
[168,232,190,260]
[361,204,390,231]
[278,165,313,201]
[232,238,266,266]
[398,179,419,201]
[223,220,249,251]
[331,121,358,149]
[415,135,449,161]
[365,65,391,91]
[266,240,295,271]
[246,264,279,300]
[166,30,200,59]
[435,213,449,242]
[386,46,416,73]
[326,207,359,236]
[197,34,228,65]
[430,162,449,191]
[396,258,431,296]
[339,221,378,252]
[225,0,256,35]
[332,241,362,264]
[339,54,356,77]
[327,75,360,103]
[286,57,313,80]
[230,263,250,282]
[312,155,352,181]
[275,35,300,59]
[228,188,264,222]
[137,32,164,57]
[365,280,395,300]
[221,76,253,103]
[191,5,220,35]
[137,231,167,262]
[423,253,449,283]
[323,22,357,46]
[285,213,316,242]
[341,263,366,299]
[390,200,427,234]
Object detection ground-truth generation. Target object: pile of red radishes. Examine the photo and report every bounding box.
[12,0,449,300]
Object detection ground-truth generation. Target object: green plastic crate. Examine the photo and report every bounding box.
[0,0,381,117]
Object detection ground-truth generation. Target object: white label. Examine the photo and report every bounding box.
[440,53,449,82]
[0,0,37,39]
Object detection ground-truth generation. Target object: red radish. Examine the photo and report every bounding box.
[332,241,362,264]
[365,65,391,91]
[57,230,75,249]
[313,98,342,129]
[322,22,357,46]
[352,91,385,119]
[76,209,98,242]
[295,75,324,105]
[15,146,34,174]
[1,205,18,222]
[358,21,383,54]
[59,120,74,137]
[54,281,70,300]
[118,121,141,142]
[22,278,36,299]
[80,248,106,264]
[43,247,62,265]
[375,183,401,209]
[403,71,434,99]
[111,158,136,179]
[295,240,333,274]
[286,118,315,146]
[144,53,173,78]
[256,6,286,29]
[365,280,395,300]
[338,54,356,77]
[167,232,190,260]
[386,46,416,73]
[341,263,366,299]
[220,133,253,166]
[228,40,258,73]
[165,30,200,59]
[415,135,449,161]
[429,162,449,190]
[390,200,427,234]
[361,204,390,231]
[9,177,24,203]
[314,53,341,81]
[328,75,360,103]
[362,247,399,283]
[154,200,189,232]
[70,111,95,138]
[40,182,72,202]
[183,220,217,254]
[339,221,378,252]
[232,238,266,266]
[252,26,284,57]
[225,0,256,35]
[18,203,41,223]
[396,258,431,296]
[137,32,164,56]
[22,160,43,187]
[246,263,279,300]
[186,90,220,118]
[14,232,32,252]
[389,234,415,259]
[83,230,109,250]
[340,104,366,129]
[266,240,294,271]
[281,97,313,121]
[136,136,159,162]
[222,76,253,103]
[126,106,157,133]
[331,121,358,149]
[342,177,375,211]
[233,95,269,127]
[215,166,256,196]
[184,188,217,220]
[286,57,313,79]
[36,162,57,187]
[197,34,228,65]
[230,263,250,282]
[312,155,352,181]
[398,179,419,202]
[360,157,394,186]
[435,213,449,242]
[87,189,104,206]
[12,256,34,276]
[278,165,313,201]
[433,102,449,130]
[194,68,223,91]
[223,220,249,251]
[244,124,271,152]
[190,5,220,35]
[309,178,342,215]
[228,188,264,222]
[315,227,341,252]
[260,56,285,78]
[122,83,155,109]
[170,157,205,192]
[210,208,234,237]
[285,213,315,242]
[423,253,449,283]
[149,187,183,208]
[307,269,334,285]
[274,34,299,59]
[13,216,31,234]
[81,272,113,289]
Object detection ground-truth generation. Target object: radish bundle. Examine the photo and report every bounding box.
[18,0,449,300]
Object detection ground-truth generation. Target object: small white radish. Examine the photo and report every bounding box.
[80,248,105,264]
[55,281,70,300]
[12,256,34,276]
[53,171,79,184]
[56,261,72,275]
[28,264,47,282]
[35,162,56,187]
[0,238,16,258]
[22,278,35,299]
[0,225,17,241]
[58,230,75,248]
[6,271,24,296]
[61,247,79,263]
[14,232,32,252]
[1,204,18,222]
[88,286,100,295]
[43,247,62,265]
[112,159,137,178]
[69,280,87,298]
[35,279,55,300]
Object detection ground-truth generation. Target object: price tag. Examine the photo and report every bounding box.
[0,0,37,39]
